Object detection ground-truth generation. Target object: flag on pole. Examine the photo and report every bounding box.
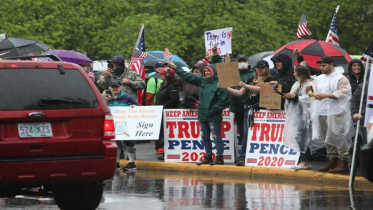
[197,57,210,65]
[35,50,53,61]
[361,39,373,63]
[325,6,340,46]
[296,14,312,39]
[130,59,144,74]
[162,48,172,59]
[129,24,146,105]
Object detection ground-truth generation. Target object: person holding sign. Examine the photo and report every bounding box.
[270,54,297,110]
[229,55,255,153]
[220,60,275,166]
[282,65,314,170]
[104,80,138,171]
[168,51,229,165]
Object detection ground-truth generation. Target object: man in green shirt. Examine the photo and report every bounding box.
[145,61,166,105]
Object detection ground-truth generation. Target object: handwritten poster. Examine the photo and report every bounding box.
[216,62,240,88]
[204,27,233,55]
[258,83,282,110]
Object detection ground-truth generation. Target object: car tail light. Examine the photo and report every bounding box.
[103,113,115,139]
[4,63,40,68]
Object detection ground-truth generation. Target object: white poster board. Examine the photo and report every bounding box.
[365,62,373,127]
[164,109,235,163]
[245,110,300,168]
[109,106,163,140]
[204,27,233,55]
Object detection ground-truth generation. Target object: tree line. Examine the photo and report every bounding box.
[0,0,372,66]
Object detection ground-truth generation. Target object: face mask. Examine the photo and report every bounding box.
[238,62,249,70]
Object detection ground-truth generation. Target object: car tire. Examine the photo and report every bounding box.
[53,182,103,210]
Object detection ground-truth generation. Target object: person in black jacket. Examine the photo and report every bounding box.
[347,59,365,95]
[270,54,297,110]
[155,67,180,159]
[350,81,369,144]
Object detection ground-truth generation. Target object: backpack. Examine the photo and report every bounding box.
[142,77,159,106]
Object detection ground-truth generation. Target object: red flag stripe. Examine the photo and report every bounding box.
[162,48,172,59]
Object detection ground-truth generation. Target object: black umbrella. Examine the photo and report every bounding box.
[143,51,189,69]
[0,37,49,58]
[248,51,274,68]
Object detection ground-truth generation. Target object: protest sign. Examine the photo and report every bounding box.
[164,109,235,163]
[205,27,233,55]
[258,83,282,110]
[245,110,300,168]
[216,62,240,88]
[109,106,163,140]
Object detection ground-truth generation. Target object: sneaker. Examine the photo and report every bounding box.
[116,163,121,169]
[291,162,311,171]
[123,162,137,171]
[236,158,245,166]
[157,156,164,161]
[155,148,164,154]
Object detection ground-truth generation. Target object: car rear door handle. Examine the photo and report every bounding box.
[28,112,45,119]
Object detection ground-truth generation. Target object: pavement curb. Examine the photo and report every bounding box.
[120,160,373,188]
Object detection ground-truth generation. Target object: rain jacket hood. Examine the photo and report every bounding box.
[348,59,365,77]
[202,65,216,78]
[174,62,229,122]
[110,54,125,72]
[272,54,293,75]
[347,59,366,94]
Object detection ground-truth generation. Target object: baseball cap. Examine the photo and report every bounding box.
[317,56,335,65]
[110,80,121,87]
[156,68,176,75]
[153,61,167,70]
[255,60,269,68]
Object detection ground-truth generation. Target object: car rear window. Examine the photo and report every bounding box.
[0,68,99,110]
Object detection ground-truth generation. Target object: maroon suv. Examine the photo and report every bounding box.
[0,57,117,210]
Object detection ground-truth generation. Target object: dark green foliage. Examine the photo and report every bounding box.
[0,0,372,65]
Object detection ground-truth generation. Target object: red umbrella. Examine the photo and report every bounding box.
[273,39,352,71]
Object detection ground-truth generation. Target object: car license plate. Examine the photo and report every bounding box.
[18,122,53,138]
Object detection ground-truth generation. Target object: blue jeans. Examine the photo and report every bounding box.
[239,109,249,158]
[200,121,224,158]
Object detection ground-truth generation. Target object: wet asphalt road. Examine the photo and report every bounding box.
[1,169,373,210]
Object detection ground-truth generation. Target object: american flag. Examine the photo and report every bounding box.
[130,59,144,75]
[325,12,339,46]
[197,57,210,65]
[131,48,148,61]
[296,14,312,39]
[35,50,53,61]
[162,48,172,59]
[129,24,146,104]
[361,39,373,63]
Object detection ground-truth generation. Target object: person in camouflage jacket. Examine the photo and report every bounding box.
[97,54,146,103]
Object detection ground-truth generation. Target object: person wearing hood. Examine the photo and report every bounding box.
[181,62,205,109]
[270,54,297,109]
[228,54,255,159]
[168,52,229,165]
[97,54,146,103]
[347,59,365,95]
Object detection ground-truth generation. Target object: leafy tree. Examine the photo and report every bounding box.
[0,0,372,65]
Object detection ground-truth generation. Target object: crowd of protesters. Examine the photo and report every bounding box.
[87,44,370,175]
